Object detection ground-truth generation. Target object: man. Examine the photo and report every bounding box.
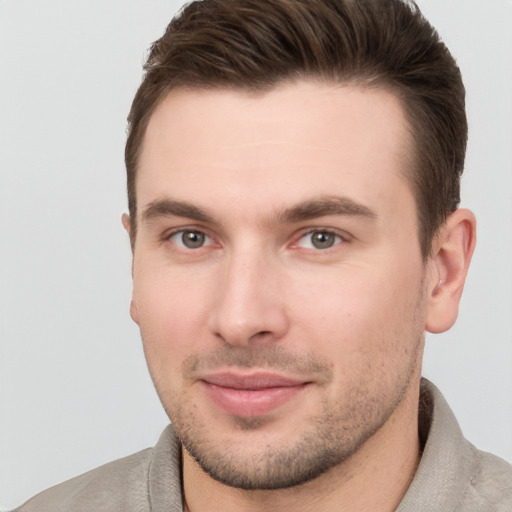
[16,0,512,510]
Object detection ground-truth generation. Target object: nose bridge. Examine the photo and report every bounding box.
[209,244,288,345]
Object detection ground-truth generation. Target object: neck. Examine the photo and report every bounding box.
[182,379,422,512]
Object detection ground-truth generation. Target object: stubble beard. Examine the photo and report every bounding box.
[151,330,424,491]
[172,388,407,490]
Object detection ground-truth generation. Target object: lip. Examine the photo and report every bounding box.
[199,371,310,418]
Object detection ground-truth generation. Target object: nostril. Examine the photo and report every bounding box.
[249,331,272,341]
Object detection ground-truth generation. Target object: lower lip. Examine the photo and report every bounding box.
[201,381,308,418]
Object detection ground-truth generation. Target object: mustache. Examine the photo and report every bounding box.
[183,345,333,383]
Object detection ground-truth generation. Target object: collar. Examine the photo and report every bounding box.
[396,378,477,511]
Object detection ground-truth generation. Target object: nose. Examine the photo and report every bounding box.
[207,249,290,346]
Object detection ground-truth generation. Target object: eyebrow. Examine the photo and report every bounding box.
[141,199,215,224]
[277,195,377,224]
[140,195,376,226]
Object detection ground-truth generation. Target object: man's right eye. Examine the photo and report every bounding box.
[168,230,212,249]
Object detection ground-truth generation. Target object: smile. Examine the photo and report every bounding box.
[199,372,311,418]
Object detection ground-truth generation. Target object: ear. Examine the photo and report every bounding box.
[129,298,140,325]
[121,212,131,232]
[121,213,139,324]
[122,213,134,251]
[425,208,476,333]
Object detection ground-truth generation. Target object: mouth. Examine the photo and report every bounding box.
[199,371,311,418]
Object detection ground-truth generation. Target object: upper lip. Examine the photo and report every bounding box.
[200,371,309,390]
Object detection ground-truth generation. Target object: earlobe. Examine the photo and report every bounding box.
[425,208,476,334]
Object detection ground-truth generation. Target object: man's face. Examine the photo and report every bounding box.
[129,81,430,489]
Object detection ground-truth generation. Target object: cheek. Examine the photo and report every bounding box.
[290,262,425,362]
[132,265,214,374]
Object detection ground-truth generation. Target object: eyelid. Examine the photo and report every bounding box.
[290,227,351,250]
[162,226,218,250]
[159,225,351,251]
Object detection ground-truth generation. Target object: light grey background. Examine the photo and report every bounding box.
[1,0,511,509]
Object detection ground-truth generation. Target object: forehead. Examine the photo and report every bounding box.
[137,81,414,223]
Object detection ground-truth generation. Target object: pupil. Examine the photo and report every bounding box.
[182,231,204,248]
[312,232,334,249]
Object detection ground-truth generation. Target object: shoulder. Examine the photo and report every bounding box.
[398,380,512,511]
[14,448,154,512]
[13,425,183,512]
[460,445,512,511]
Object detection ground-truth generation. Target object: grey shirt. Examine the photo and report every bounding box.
[14,380,512,511]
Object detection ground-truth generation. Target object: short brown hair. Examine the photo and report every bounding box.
[126,0,467,257]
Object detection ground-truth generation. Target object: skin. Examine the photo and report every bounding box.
[123,81,476,511]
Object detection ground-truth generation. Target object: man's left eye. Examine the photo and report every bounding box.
[297,231,342,250]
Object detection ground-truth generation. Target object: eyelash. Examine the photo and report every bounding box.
[163,228,216,250]
[162,227,348,253]
[292,229,346,252]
